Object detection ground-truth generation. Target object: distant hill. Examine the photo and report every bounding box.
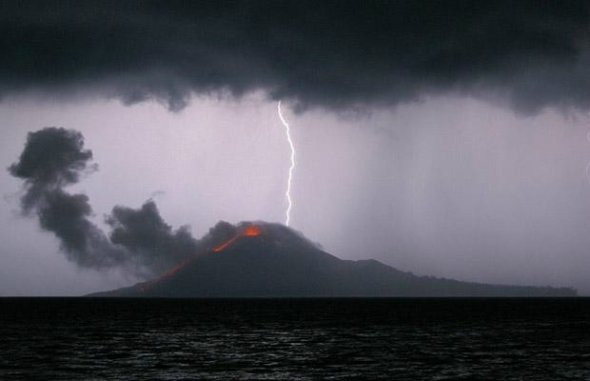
[90,222,577,297]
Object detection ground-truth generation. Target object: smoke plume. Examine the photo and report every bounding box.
[8,127,122,268]
[9,127,199,276]
[106,201,199,276]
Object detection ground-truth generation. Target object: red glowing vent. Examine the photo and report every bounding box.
[212,225,262,253]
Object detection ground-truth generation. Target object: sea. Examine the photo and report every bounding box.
[1,298,589,380]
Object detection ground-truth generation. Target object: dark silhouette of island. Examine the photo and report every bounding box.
[90,222,576,297]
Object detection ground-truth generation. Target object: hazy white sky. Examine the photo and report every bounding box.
[2,93,590,295]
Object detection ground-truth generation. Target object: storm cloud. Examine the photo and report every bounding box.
[8,127,200,276]
[1,0,589,112]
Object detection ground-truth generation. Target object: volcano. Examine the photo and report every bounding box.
[92,222,576,297]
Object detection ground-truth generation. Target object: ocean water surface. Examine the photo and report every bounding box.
[1,298,589,380]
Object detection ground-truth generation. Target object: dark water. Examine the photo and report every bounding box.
[1,298,589,380]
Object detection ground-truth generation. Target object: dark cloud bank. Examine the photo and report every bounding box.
[8,127,234,277]
[1,0,589,112]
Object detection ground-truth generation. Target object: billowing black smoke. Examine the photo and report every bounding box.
[106,201,199,275]
[8,127,123,268]
[9,127,199,276]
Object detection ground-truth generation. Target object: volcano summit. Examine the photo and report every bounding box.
[92,222,575,297]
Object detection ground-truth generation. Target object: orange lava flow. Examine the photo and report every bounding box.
[212,225,262,252]
[160,258,191,280]
[140,258,193,292]
[212,235,240,252]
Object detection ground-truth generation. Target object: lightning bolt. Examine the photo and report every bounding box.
[278,101,296,226]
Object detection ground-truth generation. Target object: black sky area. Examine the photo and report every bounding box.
[1,0,589,112]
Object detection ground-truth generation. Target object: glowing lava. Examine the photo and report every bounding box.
[140,258,193,292]
[143,225,264,292]
[278,101,296,226]
[242,225,262,236]
[212,224,262,253]
[142,226,263,293]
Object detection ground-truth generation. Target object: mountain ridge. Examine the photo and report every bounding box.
[90,222,577,297]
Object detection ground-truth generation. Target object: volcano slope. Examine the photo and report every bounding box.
[91,222,576,297]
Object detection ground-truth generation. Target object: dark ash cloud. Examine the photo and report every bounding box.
[1,1,589,112]
[8,128,121,268]
[9,127,200,276]
[36,189,120,268]
[8,127,93,189]
[200,221,239,247]
[106,201,199,275]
